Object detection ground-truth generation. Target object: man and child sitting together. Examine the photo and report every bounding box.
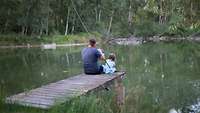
[81,39,116,75]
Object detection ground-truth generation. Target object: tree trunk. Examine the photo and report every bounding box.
[96,0,101,22]
[4,20,9,33]
[39,20,43,36]
[159,0,163,24]
[40,28,43,36]
[4,10,10,33]
[46,18,49,35]
[46,0,50,35]
[25,27,28,35]
[56,16,59,31]
[98,9,102,22]
[65,7,71,36]
[71,14,75,34]
[23,5,31,35]
[95,8,98,22]
[71,0,88,33]
[190,1,193,22]
[107,11,114,35]
[128,2,132,26]
[22,26,25,35]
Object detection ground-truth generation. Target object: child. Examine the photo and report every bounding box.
[102,53,116,74]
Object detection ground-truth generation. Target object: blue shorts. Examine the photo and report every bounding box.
[85,65,104,75]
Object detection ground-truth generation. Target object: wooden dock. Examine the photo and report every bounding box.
[5,72,125,109]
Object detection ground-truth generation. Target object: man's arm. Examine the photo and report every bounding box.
[96,49,105,60]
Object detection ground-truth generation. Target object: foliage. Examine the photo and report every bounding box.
[51,92,115,113]
[134,20,168,37]
[0,0,199,38]
[0,32,101,45]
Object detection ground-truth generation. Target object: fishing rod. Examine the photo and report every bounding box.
[104,58,111,69]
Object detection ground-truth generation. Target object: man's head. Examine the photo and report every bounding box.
[108,53,116,61]
[89,39,96,47]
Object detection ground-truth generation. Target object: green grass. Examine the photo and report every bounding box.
[50,91,116,113]
[0,32,102,46]
[0,90,119,113]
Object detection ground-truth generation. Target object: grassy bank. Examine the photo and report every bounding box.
[0,32,101,46]
[0,91,117,113]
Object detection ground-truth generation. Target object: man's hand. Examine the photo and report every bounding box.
[100,54,105,60]
[98,49,105,60]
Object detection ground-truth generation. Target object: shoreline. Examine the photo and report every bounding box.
[107,36,200,45]
[0,43,87,49]
[0,36,199,48]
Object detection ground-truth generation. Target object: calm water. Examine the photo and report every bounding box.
[0,42,200,113]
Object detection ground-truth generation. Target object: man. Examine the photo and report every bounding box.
[81,39,105,74]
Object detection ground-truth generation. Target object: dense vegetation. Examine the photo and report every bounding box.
[0,0,200,40]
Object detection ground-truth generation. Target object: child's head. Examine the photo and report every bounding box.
[108,53,116,61]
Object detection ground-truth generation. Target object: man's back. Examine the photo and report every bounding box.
[81,47,101,74]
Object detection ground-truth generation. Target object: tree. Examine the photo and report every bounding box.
[0,0,199,37]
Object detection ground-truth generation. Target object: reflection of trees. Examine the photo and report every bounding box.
[0,43,199,113]
[0,47,82,97]
[106,43,200,112]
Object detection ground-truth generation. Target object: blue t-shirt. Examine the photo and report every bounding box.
[81,47,101,74]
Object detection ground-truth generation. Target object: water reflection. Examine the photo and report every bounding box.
[0,47,83,97]
[104,43,200,113]
[0,42,199,113]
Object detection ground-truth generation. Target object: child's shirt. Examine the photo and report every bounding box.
[102,59,116,74]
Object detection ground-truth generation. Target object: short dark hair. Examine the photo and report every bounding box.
[89,39,96,47]
[108,53,116,61]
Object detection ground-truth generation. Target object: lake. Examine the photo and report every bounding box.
[0,42,200,113]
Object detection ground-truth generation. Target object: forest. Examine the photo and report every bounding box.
[0,0,200,38]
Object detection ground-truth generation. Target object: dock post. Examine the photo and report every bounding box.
[114,76,125,111]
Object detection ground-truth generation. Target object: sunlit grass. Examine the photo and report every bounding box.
[0,32,101,46]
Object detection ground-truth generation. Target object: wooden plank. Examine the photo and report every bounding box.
[16,102,50,109]
[5,72,125,109]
